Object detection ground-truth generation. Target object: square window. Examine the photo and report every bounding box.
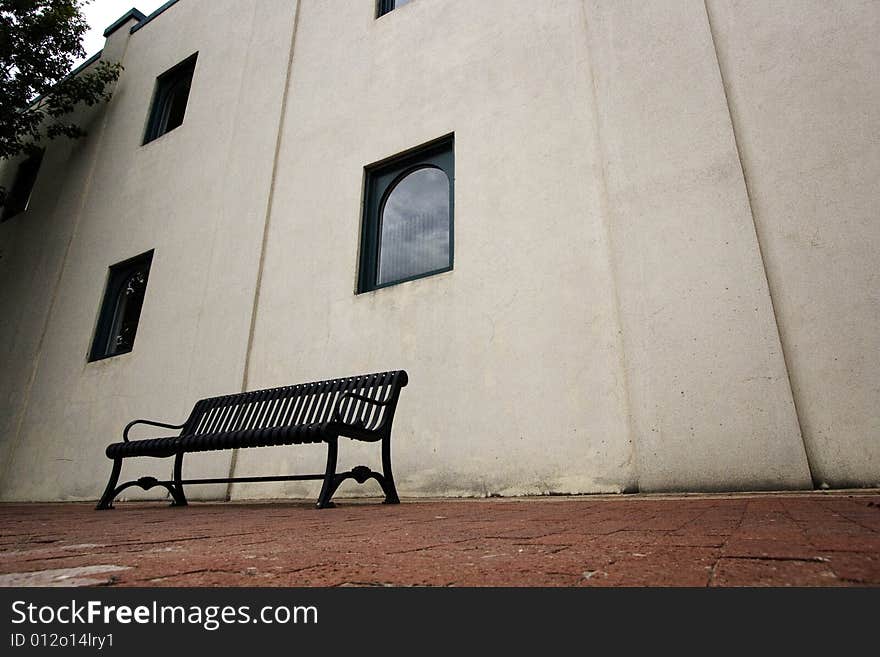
[358,135,454,293]
[143,53,197,144]
[89,251,153,361]
[377,0,414,18]
[1,149,44,222]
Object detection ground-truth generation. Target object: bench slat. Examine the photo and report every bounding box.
[130,370,407,451]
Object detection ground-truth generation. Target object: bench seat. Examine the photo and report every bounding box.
[105,423,334,458]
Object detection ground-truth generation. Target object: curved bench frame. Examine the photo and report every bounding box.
[96,372,407,510]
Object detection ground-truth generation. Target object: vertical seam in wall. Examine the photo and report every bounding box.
[225,0,302,500]
[703,0,817,486]
[579,1,640,493]
[0,35,133,489]
[185,0,258,501]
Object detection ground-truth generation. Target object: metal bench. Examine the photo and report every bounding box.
[96,370,408,510]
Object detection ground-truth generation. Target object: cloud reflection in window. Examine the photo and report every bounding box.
[377,167,450,285]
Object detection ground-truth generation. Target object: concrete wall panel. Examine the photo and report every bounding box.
[707,0,880,486]
[1,0,874,502]
[0,0,297,501]
[234,0,636,499]
[583,0,812,490]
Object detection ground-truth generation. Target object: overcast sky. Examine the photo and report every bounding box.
[77,0,168,65]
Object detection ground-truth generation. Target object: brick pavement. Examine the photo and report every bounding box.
[0,491,877,587]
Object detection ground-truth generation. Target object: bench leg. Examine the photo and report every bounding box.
[170,452,188,507]
[380,434,400,504]
[316,438,339,509]
[96,458,123,510]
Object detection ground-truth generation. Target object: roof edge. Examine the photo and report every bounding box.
[130,0,181,35]
[26,50,104,109]
[103,8,148,38]
[67,50,104,78]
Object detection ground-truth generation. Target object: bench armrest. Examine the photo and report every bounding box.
[123,419,187,443]
[331,392,393,426]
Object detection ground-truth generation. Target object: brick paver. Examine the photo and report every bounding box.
[1,492,877,586]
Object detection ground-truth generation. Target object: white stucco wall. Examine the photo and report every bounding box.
[0,34,134,497]
[582,0,812,491]
[0,0,876,503]
[234,0,636,500]
[0,0,297,501]
[707,0,880,487]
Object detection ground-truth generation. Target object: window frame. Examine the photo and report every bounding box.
[142,53,198,145]
[1,148,44,222]
[357,135,454,294]
[89,250,154,362]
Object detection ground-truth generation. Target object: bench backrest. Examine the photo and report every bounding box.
[181,370,408,438]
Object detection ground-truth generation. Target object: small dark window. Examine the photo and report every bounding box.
[1,149,44,221]
[358,136,454,293]
[143,53,197,144]
[90,251,153,361]
[377,0,414,18]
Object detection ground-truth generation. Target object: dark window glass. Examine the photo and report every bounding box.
[377,0,413,18]
[1,149,44,221]
[358,136,454,293]
[143,53,197,144]
[378,167,450,286]
[90,251,153,361]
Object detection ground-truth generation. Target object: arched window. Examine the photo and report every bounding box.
[378,166,450,286]
[358,136,454,293]
[90,251,153,361]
